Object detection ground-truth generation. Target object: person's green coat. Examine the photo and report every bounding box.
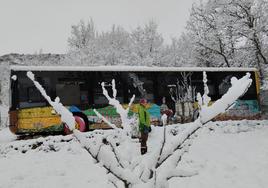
[138,104,150,132]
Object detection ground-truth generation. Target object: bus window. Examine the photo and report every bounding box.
[219,75,232,95]
[18,76,48,108]
[27,86,45,102]
[56,84,80,106]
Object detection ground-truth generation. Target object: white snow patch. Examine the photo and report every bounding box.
[169,121,268,188]
[0,127,17,143]
[11,75,17,81]
[0,121,267,188]
[0,104,9,128]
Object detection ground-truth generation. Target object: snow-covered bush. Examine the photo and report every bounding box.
[73,72,252,188]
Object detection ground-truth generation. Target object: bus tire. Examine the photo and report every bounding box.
[72,112,89,131]
[74,116,86,132]
[63,112,89,134]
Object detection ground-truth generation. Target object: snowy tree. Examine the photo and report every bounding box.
[221,0,268,78]
[68,19,96,51]
[185,0,268,79]
[130,21,164,66]
[67,20,136,66]
[67,19,98,65]
[186,0,236,67]
[96,25,132,65]
[16,70,252,187]
[162,35,195,67]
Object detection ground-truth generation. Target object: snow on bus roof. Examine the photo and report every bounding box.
[10,65,257,72]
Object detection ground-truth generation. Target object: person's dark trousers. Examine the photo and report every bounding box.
[140,132,148,155]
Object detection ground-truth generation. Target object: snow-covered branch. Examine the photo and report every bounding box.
[100,79,135,133]
[199,72,252,124]
[93,109,118,129]
[76,73,252,188]
[166,168,198,180]
[159,72,251,163]
[27,71,75,130]
[74,130,141,188]
[135,72,252,187]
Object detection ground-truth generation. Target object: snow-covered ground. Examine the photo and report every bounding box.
[0,120,268,188]
[0,104,9,128]
[170,120,268,188]
[0,128,17,143]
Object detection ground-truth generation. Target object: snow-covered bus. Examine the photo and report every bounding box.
[9,65,261,135]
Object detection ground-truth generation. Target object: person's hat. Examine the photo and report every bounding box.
[139,98,147,104]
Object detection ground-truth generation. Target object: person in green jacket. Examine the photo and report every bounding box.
[138,98,151,155]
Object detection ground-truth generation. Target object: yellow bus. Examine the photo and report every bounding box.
[9,65,261,135]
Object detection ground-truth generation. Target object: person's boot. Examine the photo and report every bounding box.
[141,147,147,155]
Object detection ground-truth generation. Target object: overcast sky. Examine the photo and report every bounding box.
[0,0,198,56]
